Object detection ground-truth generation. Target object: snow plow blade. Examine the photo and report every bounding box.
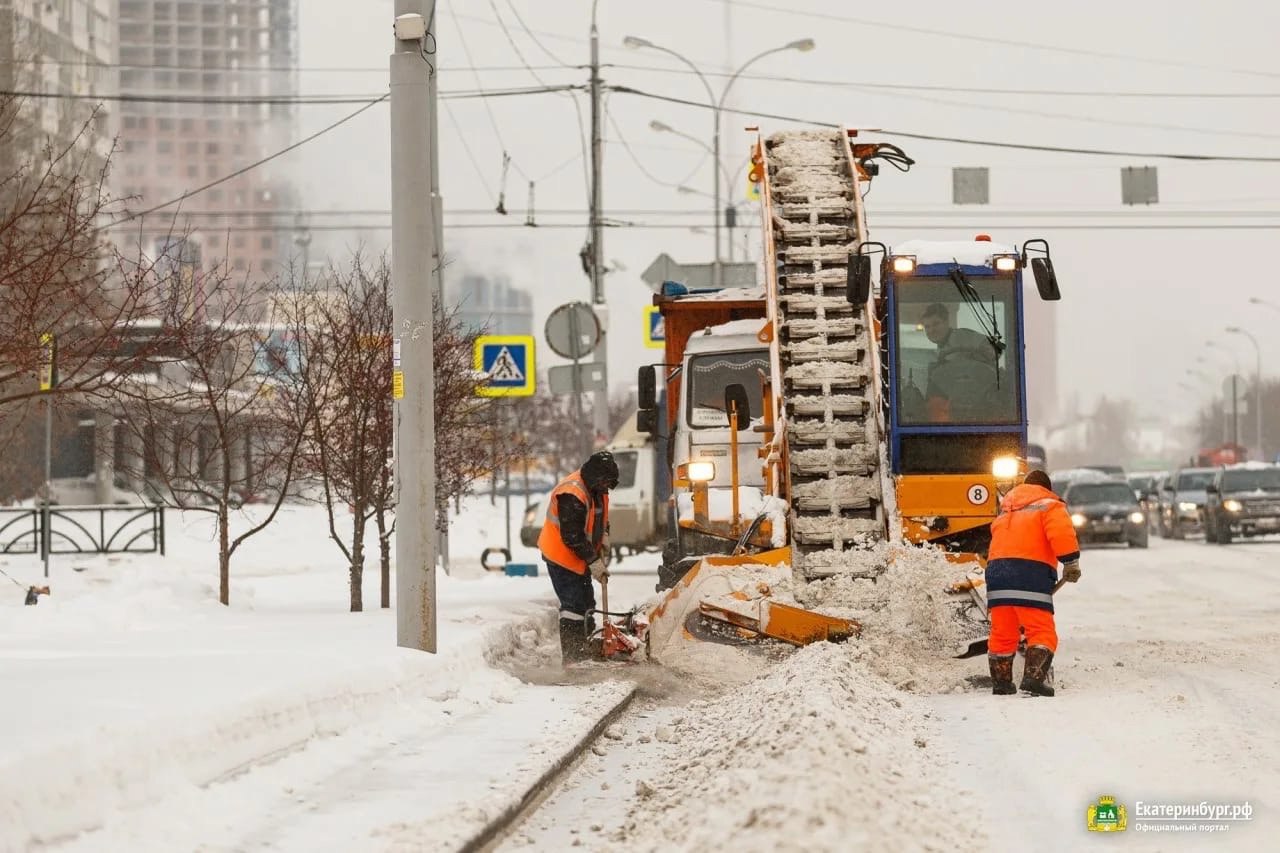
[698,597,859,646]
[646,554,857,663]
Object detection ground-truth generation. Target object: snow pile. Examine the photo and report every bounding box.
[617,643,986,852]
[797,542,985,693]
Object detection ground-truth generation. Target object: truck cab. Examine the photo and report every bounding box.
[856,235,1062,556]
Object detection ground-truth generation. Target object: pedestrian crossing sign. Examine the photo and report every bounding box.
[644,305,665,349]
[474,334,535,397]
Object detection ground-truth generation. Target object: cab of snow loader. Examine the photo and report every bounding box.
[636,283,777,591]
[849,234,1062,559]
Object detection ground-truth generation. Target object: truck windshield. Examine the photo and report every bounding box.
[686,351,768,428]
[1221,468,1280,491]
[894,275,1020,426]
[1066,483,1136,505]
[1177,471,1215,490]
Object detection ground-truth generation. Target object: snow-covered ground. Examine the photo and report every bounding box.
[5,496,1276,852]
[0,495,646,852]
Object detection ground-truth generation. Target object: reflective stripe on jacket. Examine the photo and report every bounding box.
[537,471,609,574]
[985,483,1081,613]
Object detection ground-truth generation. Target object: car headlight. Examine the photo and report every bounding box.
[1178,501,1198,512]
[1223,499,1243,513]
[991,455,1020,480]
[1128,511,1144,524]
[1071,513,1087,527]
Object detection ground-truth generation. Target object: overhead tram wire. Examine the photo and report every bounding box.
[607,85,1280,163]
[689,0,1280,81]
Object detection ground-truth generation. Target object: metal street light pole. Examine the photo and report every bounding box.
[1205,341,1243,449]
[626,36,814,287]
[1227,326,1265,462]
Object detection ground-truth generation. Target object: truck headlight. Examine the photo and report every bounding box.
[1128,511,1144,524]
[1223,499,1243,513]
[891,255,916,274]
[1178,501,1198,512]
[991,455,1020,480]
[687,461,716,482]
[1071,513,1086,527]
[993,255,1019,272]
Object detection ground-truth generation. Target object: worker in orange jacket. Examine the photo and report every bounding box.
[538,451,619,663]
[984,469,1081,696]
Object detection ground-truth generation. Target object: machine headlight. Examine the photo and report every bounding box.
[993,255,1019,272]
[687,461,716,482]
[1128,511,1144,524]
[1223,499,1244,513]
[890,255,916,275]
[1178,501,1198,512]
[991,455,1020,480]
[1071,513,1087,528]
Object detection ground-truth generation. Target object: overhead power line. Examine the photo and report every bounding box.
[690,0,1280,81]
[109,95,389,226]
[2,84,580,106]
[609,85,1280,163]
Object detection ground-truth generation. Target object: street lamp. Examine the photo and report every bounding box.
[625,34,815,286]
[1227,325,1265,461]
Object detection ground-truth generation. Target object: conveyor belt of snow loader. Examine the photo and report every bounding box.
[765,130,887,578]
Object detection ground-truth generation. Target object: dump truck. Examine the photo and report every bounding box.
[627,127,1064,657]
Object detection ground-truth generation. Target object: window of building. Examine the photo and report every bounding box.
[157,118,174,131]
[187,165,198,178]
[206,142,220,156]
[180,118,194,132]
[233,234,247,249]
[156,140,172,154]
[185,141,198,155]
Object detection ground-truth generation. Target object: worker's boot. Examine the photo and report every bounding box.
[584,614,604,660]
[988,653,1016,695]
[1020,645,1056,697]
[558,617,590,665]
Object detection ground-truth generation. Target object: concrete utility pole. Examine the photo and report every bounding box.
[391,1,438,653]
[1229,323,1265,462]
[588,1,609,447]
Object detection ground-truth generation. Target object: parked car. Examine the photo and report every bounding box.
[1061,477,1148,548]
[519,488,553,548]
[1203,463,1280,544]
[1158,467,1217,539]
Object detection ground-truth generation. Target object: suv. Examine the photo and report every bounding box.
[1158,467,1217,539]
[1061,478,1149,548]
[1203,464,1280,544]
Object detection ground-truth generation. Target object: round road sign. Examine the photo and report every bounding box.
[966,484,990,506]
[545,301,601,360]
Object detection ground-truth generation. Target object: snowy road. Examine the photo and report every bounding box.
[494,537,1280,853]
[933,536,1280,851]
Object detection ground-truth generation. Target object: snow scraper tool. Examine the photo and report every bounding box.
[952,577,1067,659]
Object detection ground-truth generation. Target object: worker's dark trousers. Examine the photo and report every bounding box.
[546,560,596,620]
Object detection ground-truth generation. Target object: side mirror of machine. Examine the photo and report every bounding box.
[1021,238,1061,301]
[638,365,656,410]
[724,383,752,428]
[636,407,657,434]
[846,255,872,306]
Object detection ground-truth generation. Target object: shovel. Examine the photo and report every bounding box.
[953,577,1067,659]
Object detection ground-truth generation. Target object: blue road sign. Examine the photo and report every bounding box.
[644,305,665,349]
[474,334,536,397]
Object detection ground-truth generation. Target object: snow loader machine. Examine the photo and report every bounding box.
[633,127,1064,658]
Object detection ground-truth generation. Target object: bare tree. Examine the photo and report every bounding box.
[115,267,308,605]
[0,99,187,415]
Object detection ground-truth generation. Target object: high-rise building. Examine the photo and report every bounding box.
[0,0,115,174]
[113,0,298,278]
[450,273,534,337]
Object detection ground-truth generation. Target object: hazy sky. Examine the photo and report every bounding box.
[291,0,1280,427]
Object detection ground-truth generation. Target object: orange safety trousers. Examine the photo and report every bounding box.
[988,605,1058,655]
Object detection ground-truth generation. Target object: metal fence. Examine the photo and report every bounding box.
[0,505,165,557]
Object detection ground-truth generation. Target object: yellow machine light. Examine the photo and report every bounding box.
[1071,512,1087,528]
[687,460,716,482]
[991,455,1020,480]
[993,255,1019,272]
[890,255,916,275]
[1224,499,1243,513]
[1128,511,1145,524]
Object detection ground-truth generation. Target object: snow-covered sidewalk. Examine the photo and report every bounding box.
[0,498,637,852]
